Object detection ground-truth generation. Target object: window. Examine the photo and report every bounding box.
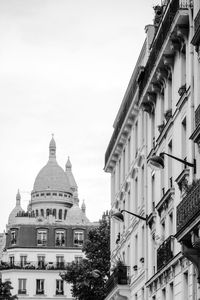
[18,279,26,294]
[74,231,84,246]
[9,256,14,267]
[20,256,27,268]
[59,209,62,220]
[37,229,47,246]
[11,230,17,245]
[183,272,188,299]
[56,256,64,269]
[55,230,65,246]
[74,256,82,264]
[38,256,45,269]
[181,117,187,161]
[36,279,44,295]
[56,279,64,295]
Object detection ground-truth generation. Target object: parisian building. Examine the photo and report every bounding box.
[104,0,200,299]
[0,136,96,299]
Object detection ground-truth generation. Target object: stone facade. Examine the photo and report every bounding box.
[104,0,200,299]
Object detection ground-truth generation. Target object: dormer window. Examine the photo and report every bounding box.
[55,230,65,246]
[37,229,47,246]
[74,231,84,247]
[11,230,17,245]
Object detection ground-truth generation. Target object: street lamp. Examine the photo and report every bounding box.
[112,210,147,223]
[147,152,196,173]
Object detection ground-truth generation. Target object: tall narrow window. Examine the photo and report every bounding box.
[18,279,26,294]
[128,137,131,167]
[118,159,121,188]
[38,256,45,269]
[151,174,155,211]
[141,165,145,205]
[135,122,138,157]
[55,230,65,246]
[183,272,188,299]
[168,140,173,188]
[11,230,17,245]
[9,256,14,267]
[135,177,138,213]
[56,280,64,295]
[169,213,174,236]
[162,288,166,300]
[74,231,84,246]
[169,282,174,300]
[123,149,125,180]
[135,235,138,270]
[56,256,64,269]
[181,117,187,161]
[36,279,44,295]
[37,229,47,246]
[20,256,27,268]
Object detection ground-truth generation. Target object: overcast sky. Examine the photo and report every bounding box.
[0,0,156,231]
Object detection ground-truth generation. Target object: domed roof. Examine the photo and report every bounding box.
[33,137,71,193]
[8,190,24,225]
[67,201,90,225]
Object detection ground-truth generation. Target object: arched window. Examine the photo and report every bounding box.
[36,210,38,217]
[46,209,50,216]
[64,210,67,220]
[59,209,62,220]
[53,209,56,218]
[41,209,44,216]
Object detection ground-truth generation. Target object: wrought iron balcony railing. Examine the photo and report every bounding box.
[105,266,129,297]
[139,0,189,99]
[157,235,174,271]
[0,261,68,271]
[177,179,200,234]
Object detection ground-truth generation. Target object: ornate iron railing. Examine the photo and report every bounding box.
[139,0,189,99]
[177,179,200,233]
[195,104,200,128]
[105,266,129,296]
[0,261,68,271]
[157,235,174,271]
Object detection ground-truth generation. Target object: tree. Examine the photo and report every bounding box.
[0,279,18,300]
[61,212,110,300]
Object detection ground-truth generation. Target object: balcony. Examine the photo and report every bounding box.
[190,104,200,144]
[105,266,130,298]
[191,9,200,46]
[0,261,68,271]
[139,0,189,98]
[176,179,200,235]
[157,235,174,271]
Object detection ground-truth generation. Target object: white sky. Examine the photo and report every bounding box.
[0,0,156,232]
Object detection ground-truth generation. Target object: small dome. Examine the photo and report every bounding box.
[67,202,90,225]
[8,190,24,225]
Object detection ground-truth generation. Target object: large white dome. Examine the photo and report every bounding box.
[33,160,71,193]
[33,136,71,193]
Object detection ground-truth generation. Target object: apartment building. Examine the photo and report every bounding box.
[0,136,96,299]
[104,0,200,299]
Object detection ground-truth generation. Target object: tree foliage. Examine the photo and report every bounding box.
[0,279,18,300]
[61,214,110,300]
